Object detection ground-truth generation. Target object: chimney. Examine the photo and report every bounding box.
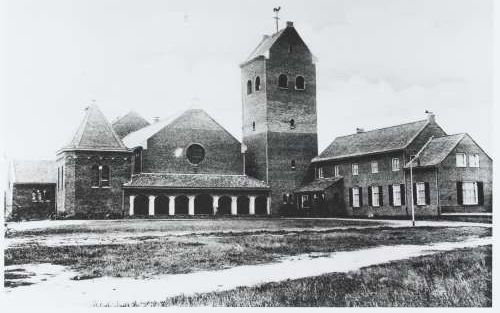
[425,110,435,122]
[356,128,365,134]
[152,116,160,123]
[286,21,294,28]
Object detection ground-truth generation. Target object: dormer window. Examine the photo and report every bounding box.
[295,76,305,90]
[247,80,252,95]
[278,74,288,88]
[255,76,261,91]
[289,119,295,129]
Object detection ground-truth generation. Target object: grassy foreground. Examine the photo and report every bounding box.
[5,226,490,280]
[129,245,492,307]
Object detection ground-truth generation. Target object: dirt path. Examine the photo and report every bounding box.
[3,236,491,307]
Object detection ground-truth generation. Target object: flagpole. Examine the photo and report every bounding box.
[410,160,415,227]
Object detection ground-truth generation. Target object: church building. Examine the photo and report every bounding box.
[4,21,492,220]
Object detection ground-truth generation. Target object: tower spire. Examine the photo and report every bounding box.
[273,7,281,33]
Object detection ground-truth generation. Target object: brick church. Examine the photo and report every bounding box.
[5,21,492,220]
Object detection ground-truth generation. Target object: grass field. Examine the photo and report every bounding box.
[129,245,492,307]
[5,218,491,280]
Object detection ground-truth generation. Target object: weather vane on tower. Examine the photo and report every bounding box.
[273,7,281,33]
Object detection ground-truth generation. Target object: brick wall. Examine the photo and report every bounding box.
[142,127,243,175]
[58,150,132,215]
[9,184,55,220]
[241,25,318,215]
[437,135,492,213]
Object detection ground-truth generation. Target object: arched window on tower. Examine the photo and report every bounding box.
[295,76,305,90]
[255,76,261,91]
[289,119,295,130]
[278,74,288,88]
[91,164,100,187]
[291,160,296,170]
[252,121,256,131]
[247,80,252,95]
[101,165,110,187]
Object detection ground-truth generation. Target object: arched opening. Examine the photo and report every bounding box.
[195,194,213,215]
[218,196,231,215]
[134,195,148,215]
[289,119,295,129]
[278,74,288,88]
[255,196,267,215]
[247,80,252,94]
[237,196,250,215]
[291,160,296,170]
[255,76,261,91]
[175,195,189,215]
[155,195,169,215]
[252,121,256,131]
[295,76,305,90]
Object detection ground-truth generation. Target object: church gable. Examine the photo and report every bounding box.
[112,111,151,139]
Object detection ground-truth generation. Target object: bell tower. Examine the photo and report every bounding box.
[241,21,318,214]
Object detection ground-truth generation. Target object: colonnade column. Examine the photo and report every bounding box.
[148,195,156,216]
[266,196,271,215]
[129,195,135,216]
[188,195,195,216]
[249,196,256,215]
[231,196,238,215]
[212,195,219,215]
[169,196,176,216]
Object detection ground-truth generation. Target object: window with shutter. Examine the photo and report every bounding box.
[352,187,360,208]
[400,184,406,205]
[371,186,380,207]
[462,182,478,205]
[416,182,426,205]
[456,181,463,205]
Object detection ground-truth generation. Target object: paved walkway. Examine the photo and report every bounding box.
[3,236,491,307]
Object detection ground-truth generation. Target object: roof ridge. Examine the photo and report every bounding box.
[138,172,248,177]
[335,119,428,139]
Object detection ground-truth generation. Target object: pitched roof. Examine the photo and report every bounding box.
[313,120,430,162]
[112,111,151,139]
[11,159,56,184]
[61,104,128,152]
[122,109,239,149]
[124,173,269,190]
[294,176,343,193]
[405,134,465,168]
[243,29,286,64]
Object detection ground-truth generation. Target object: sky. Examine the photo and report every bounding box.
[0,0,493,160]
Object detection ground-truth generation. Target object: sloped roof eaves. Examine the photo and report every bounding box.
[314,120,430,162]
[404,134,465,168]
[123,173,270,190]
[295,177,343,193]
[12,160,57,184]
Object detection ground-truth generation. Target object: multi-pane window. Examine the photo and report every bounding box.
[392,158,400,171]
[301,194,310,208]
[318,167,324,179]
[462,182,478,205]
[392,184,401,206]
[456,153,467,167]
[92,164,111,188]
[416,182,426,205]
[352,187,360,208]
[371,161,378,174]
[334,165,340,177]
[352,163,359,176]
[469,154,480,167]
[371,186,380,207]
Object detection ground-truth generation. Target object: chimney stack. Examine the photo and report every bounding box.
[152,116,160,123]
[356,127,365,134]
[425,110,435,122]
